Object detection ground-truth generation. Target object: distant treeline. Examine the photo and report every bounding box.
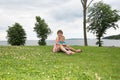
[103,34,120,40]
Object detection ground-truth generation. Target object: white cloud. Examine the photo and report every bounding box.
[0,30,7,41]
[0,0,120,41]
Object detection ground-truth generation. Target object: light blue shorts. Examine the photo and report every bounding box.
[58,41,66,44]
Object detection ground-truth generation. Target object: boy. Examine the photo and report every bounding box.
[53,30,82,54]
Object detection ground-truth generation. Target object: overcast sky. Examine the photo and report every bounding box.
[0,0,120,40]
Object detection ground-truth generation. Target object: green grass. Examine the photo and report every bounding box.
[0,46,120,80]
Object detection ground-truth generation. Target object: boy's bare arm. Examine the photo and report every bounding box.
[55,37,60,46]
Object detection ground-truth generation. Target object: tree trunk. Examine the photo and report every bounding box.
[98,37,101,47]
[81,0,94,46]
[83,5,88,46]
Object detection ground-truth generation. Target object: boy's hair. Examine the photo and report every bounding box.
[57,30,63,34]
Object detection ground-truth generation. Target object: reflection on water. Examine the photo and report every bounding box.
[0,39,120,47]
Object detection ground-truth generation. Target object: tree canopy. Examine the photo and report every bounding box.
[7,23,26,46]
[34,16,51,45]
[87,1,120,47]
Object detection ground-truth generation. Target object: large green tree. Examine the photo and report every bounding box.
[87,1,120,47]
[7,23,26,46]
[34,16,51,45]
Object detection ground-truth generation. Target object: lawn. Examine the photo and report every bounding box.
[0,46,120,80]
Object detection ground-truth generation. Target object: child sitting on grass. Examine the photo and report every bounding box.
[58,35,75,54]
[53,30,82,55]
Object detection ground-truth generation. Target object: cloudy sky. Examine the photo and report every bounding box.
[0,0,120,41]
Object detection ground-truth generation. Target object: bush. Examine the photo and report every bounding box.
[7,23,26,46]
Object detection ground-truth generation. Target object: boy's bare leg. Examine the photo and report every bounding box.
[56,47,60,52]
[53,46,60,53]
[69,50,75,54]
[65,45,76,52]
[66,45,82,53]
[59,45,71,55]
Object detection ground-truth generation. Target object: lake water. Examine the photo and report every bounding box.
[0,39,120,47]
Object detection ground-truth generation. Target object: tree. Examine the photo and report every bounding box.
[81,0,94,46]
[34,16,51,45]
[87,1,120,47]
[7,23,26,46]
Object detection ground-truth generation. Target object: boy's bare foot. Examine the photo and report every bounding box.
[76,49,82,53]
[66,51,71,55]
[70,51,75,54]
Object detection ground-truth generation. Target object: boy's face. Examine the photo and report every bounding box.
[57,33,63,37]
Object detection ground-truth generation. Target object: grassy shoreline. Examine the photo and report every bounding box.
[0,46,120,80]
